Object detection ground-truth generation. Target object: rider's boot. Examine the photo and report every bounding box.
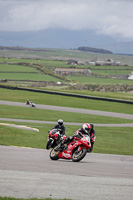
[87,142,94,153]
[55,137,71,151]
[55,140,65,151]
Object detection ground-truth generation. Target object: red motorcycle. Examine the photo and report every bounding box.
[46,128,67,150]
[50,133,96,162]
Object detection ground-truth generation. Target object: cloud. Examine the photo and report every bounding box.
[0,0,133,40]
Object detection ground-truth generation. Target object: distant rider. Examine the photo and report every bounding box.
[26,99,30,105]
[59,123,95,152]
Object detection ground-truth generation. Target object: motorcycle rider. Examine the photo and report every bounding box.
[77,123,95,152]
[51,119,65,137]
[59,123,95,152]
[26,99,30,105]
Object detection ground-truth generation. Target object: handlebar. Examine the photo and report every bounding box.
[57,128,62,131]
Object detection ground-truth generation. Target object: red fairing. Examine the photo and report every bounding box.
[46,128,65,149]
[49,129,59,140]
[58,134,91,159]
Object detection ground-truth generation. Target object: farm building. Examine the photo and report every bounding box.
[77,61,89,65]
[55,68,92,76]
[66,58,120,66]
[66,59,78,65]
[95,59,120,66]
[128,72,133,80]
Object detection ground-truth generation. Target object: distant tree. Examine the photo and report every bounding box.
[77,46,112,54]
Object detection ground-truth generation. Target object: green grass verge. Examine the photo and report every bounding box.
[0,124,133,156]
[0,104,133,124]
[59,88,133,101]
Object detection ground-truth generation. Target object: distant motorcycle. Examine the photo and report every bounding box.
[30,102,36,107]
[46,128,66,150]
[26,100,36,107]
[50,133,96,162]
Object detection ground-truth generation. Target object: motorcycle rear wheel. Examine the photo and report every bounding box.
[50,147,60,160]
[72,148,87,162]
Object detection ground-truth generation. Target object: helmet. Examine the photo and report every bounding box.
[82,123,91,134]
[58,119,63,126]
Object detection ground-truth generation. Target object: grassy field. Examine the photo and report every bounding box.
[1,57,133,70]
[0,73,61,81]
[61,88,133,101]
[67,75,133,84]
[1,48,133,66]
[0,64,39,72]
[91,69,133,75]
[1,55,133,82]
[0,55,133,92]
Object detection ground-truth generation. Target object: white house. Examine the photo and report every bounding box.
[128,72,133,80]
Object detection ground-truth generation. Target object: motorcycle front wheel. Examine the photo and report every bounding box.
[50,147,60,160]
[46,139,53,150]
[72,148,87,162]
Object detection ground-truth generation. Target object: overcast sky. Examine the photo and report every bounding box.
[0,0,133,41]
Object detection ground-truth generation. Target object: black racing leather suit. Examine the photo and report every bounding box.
[53,124,65,136]
[62,124,95,152]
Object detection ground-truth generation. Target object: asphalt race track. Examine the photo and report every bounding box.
[0,145,133,200]
[0,100,133,200]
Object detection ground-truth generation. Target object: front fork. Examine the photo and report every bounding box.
[78,146,82,152]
